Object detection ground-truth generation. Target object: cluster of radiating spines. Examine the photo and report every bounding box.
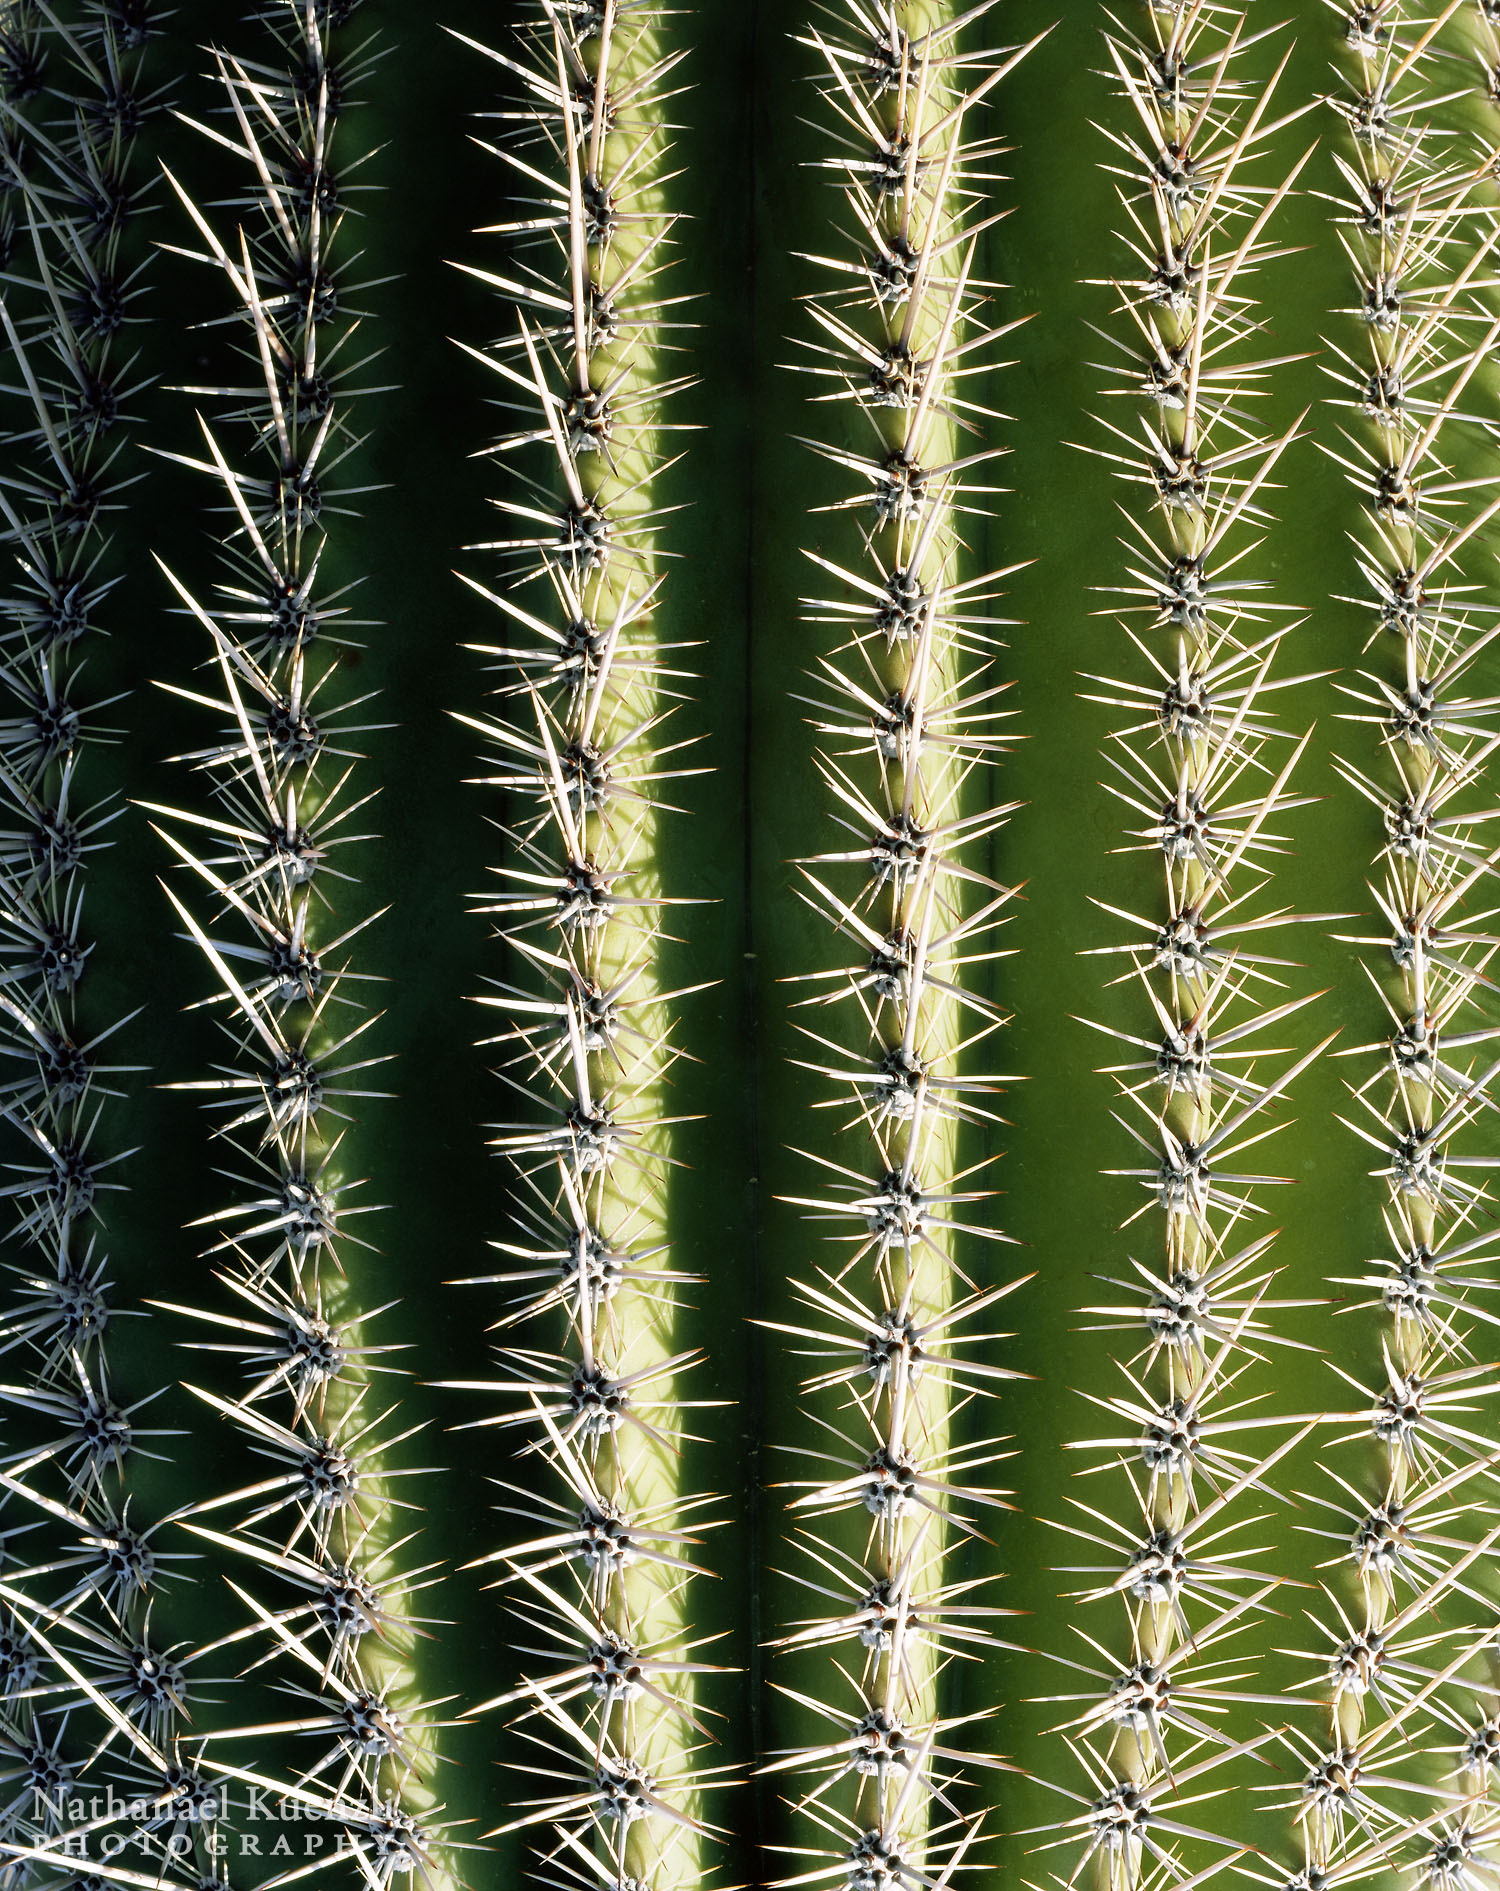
[1044,10,1339,1889]
[1278,7,1500,1888]
[448,5,725,1889]
[0,5,205,1882]
[765,4,1036,1882]
[142,9,458,1885]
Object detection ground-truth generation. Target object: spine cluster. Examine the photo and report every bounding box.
[452,5,721,1887]
[1056,10,1329,1885]
[769,3,1031,1879]
[149,6,449,1881]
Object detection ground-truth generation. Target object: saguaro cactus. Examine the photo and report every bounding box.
[1,2,1500,1889]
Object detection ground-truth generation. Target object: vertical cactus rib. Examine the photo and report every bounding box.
[1046,11,1333,1888]
[0,4,189,1878]
[767,3,1035,1880]
[1302,5,1500,1884]
[450,5,729,1887]
[145,6,457,1883]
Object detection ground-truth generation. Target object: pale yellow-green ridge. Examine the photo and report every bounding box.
[449,4,722,1887]
[765,2,1032,1878]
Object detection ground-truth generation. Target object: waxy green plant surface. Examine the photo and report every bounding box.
[2,2,1500,1889]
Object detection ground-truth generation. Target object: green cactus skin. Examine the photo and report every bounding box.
[2,3,1500,1889]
